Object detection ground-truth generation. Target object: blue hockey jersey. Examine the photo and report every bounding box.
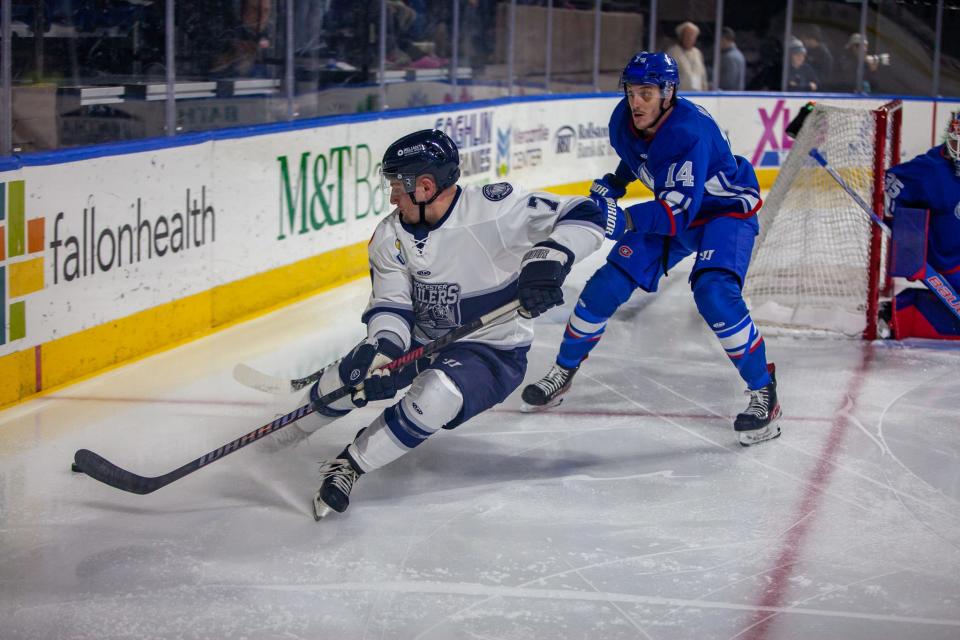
[885,145,960,278]
[608,97,761,236]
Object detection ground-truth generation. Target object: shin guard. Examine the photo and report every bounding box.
[557,262,636,369]
[693,270,770,390]
[348,369,463,472]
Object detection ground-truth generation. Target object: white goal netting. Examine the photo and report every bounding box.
[744,102,900,338]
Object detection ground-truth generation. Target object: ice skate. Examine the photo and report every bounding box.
[877,300,893,339]
[521,363,578,412]
[313,451,363,520]
[735,364,782,446]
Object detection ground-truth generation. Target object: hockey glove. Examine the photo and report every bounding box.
[589,176,634,241]
[518,240,574,318]
[591,173,628,200]
[363,353,433,403]
[339,336,405,407]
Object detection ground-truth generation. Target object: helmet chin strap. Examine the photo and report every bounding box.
[645,98,673,132]
[410,184,442,226]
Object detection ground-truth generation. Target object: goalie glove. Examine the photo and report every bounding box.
[338,335,404,407]
[590,176,634,241]
[518,240,574,319]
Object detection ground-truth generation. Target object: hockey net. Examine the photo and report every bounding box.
[744,100,902,339]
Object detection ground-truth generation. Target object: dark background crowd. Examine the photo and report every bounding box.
[1,0,958,153]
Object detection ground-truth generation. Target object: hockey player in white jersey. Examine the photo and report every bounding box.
[270,129,605,520]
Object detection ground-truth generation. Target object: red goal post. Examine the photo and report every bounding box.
[744,99,903,339]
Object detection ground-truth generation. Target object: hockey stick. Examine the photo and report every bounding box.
[809,148,960,323]
[232,363,319,394]
[74,300,523,495]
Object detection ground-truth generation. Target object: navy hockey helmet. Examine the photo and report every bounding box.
[620,51,679,99]
[381,129,461,200]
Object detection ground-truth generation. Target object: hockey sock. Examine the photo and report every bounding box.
[556,262,637,369]
[348,369,463,472]
[692,270,771,390]
[293,365,353,435]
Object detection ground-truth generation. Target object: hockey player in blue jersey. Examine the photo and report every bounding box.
[522,51,782,446]
[882,112,960,339]
[265,129,605,519]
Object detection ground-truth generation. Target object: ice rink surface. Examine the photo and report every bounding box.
[2,247,960,640]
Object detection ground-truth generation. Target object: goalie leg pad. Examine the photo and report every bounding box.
[347,369,463,472]
[557,262,637,369]
[893,288,960,339]
[693,269,770,390]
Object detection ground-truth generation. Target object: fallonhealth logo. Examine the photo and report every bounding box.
[1,179,45,346]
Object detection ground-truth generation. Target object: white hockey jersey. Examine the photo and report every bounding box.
[363,182,605,350]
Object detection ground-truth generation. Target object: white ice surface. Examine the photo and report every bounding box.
[2,244,960,640]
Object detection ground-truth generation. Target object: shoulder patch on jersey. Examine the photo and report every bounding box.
[482,182,514,201]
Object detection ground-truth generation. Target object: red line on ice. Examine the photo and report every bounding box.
[740,347,874,640]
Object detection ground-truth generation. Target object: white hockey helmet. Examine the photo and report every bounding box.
[946,111,960,169]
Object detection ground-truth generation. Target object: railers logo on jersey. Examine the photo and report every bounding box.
[0,180,45,346]
[413,280,462,333]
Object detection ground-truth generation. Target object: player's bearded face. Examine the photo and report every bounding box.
[626,84,665,130]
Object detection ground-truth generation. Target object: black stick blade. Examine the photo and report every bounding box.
[74,449,162,495]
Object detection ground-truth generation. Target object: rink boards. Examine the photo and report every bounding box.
[0,93,956,406]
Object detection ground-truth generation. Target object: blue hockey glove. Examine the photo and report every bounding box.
[518,240,574,318]
[590,176,633,241]
[339,336,404,407]
[591,173,628,200]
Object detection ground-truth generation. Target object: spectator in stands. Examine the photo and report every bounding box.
[785,37,818,92]
[667,21,708,91]
[718,27,745,91]
[325,0,378,75]
[211,0,274,76]
[834,32,881,94]
[800,25,833,89]
[294,1,326,58]
[746,36,783,91]
[385,0,447,69]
